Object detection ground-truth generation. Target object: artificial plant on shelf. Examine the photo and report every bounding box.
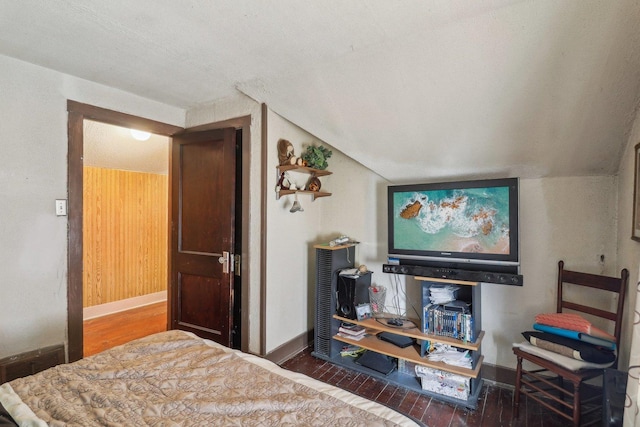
[301,145,332,170]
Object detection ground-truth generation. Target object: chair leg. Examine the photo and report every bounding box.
[514,355,522,418]
[571,380,580,427]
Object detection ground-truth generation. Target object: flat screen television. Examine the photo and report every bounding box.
[388,177,519,272]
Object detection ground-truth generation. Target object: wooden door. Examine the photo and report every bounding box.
[169,128,236,346]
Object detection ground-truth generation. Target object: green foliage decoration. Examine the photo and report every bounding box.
[301,145,332,170]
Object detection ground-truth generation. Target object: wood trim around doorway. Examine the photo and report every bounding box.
[66,100,183,362]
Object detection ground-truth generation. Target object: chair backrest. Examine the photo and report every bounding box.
[556,260,629,353]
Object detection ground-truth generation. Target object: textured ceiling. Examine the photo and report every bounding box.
[1,1,640,182]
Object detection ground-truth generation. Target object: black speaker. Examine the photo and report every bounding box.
[314,246,355,359]
[336,272,372,319]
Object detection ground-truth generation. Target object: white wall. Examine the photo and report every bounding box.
[616,107,640,371]
[482,176,619,368]
[265,111,323,351]
[265,110,398,352]
[0,55,184,359]
[319,151,410,318]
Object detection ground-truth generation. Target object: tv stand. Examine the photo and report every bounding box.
[383,263,523,286]
[312,245,484,409]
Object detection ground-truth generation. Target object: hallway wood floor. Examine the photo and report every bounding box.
[83,301,167,356]
[83,304,584,426]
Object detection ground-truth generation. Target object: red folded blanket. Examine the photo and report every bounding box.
[535,313,615,342]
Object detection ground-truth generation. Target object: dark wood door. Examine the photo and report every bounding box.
[169,128,236,346]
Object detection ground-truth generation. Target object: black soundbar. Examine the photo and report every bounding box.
[382,264,523,286]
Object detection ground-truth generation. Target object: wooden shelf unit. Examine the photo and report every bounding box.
[311,243,484,409]
[333,314,483,378]
[333,314,483,351]
[276,165,332,200]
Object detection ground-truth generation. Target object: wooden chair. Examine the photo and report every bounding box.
[512,260,628,426]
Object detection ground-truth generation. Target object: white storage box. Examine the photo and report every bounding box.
[415,365,470,400]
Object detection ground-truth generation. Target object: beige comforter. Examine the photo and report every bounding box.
[0,331,419,426]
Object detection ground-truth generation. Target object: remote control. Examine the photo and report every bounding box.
[387,318,403,326]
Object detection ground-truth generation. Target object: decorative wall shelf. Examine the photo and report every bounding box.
[277,189,332,200]
[277,164,332,177]
[275,165,332,200]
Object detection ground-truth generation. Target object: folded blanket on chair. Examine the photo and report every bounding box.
[532,323,616,350]
[522,331,616,363]
[513,342,614,371]
[535,313,616,342]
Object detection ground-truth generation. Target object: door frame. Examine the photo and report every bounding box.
[67,100,251,361]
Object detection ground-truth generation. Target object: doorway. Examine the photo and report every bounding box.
[81,120,170,355]
[67,101,251,361]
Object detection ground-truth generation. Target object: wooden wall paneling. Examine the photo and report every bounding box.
[83,167,168,307]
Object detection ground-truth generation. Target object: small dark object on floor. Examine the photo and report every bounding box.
[603,368,628,427]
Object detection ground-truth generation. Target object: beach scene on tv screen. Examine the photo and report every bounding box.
[393,186,510,255]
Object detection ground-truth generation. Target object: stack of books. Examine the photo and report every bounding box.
[337,323,367,341]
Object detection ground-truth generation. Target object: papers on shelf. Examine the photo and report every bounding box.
[425,343,472,368]
[429,284,460,304]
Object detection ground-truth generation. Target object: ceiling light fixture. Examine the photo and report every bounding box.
[130,129,151,141]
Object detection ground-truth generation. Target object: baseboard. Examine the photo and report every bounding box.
[83,291,167,320]
[265,329,314,365]
[0,344,66,383]
[482,362,516,387]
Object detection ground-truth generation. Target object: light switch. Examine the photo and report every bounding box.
[55,199,67,216]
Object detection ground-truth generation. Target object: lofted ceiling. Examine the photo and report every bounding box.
[2,1,640,182]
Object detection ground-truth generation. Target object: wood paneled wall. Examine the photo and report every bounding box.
[83,167,168,307]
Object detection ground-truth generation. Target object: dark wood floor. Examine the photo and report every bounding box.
[281,347,575,427]
[84,305,577,426]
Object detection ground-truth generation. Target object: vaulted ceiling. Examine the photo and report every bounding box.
[2,1,640,182]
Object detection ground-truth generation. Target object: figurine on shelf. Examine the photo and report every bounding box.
[275,172,291,192]
[307,176,321,192]
[277,139,295,166]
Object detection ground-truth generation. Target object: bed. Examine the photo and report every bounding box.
[0,330,420,426]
